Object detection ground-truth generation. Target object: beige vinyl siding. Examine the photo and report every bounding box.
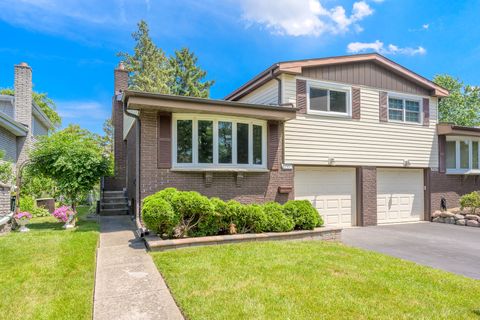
[282,74,297,105]
[284,83,438,168]
[238,79,278,105]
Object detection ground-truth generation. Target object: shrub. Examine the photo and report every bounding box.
[143,188,178,207]
[171,191,214,237]
[460,191,480,214]
[19,195,36,213]
[262,202,294,232]
[31,206,50,217]
[193,197,225,237]
[142,197,178,236]
[283,200,322,230]
[222,201,268,234]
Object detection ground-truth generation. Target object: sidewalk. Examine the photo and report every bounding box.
[93,216,184,320]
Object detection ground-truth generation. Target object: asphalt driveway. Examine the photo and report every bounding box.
[342,222,480,279]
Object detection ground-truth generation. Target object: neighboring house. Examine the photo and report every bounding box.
[108,54,474,228]
[0,63,53,172]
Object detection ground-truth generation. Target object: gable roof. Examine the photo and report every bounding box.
[225,53,449,101]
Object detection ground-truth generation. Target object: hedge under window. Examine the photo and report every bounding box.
[173,115,266,168]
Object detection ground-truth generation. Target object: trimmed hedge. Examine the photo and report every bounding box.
[142,188,323,238]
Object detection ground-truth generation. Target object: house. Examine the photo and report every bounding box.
[107,54,475,229]
[0,63,53,171]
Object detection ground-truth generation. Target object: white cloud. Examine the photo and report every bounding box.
[347,40,427,56]
[240,0,375,37]
[58,100,109,122]
[422,24,429,30]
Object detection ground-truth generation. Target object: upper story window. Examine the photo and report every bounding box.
[446,137,480,174]
[307,81,351,117]
[388,96,422,124]
[173,114,267,169]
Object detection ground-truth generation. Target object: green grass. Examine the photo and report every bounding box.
[0,206,99,320]
[152,241,480,320]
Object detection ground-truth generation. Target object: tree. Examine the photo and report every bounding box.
[0,150,13,184]
[101,118,113,156]
[118,20,171,93]
[0,88,61,126]
[169,48,214,98]
[434,75,480,127]
[28,125,110,211]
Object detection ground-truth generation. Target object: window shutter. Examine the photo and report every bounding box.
[296,79,307,114]
[423,98,430,127]
[379,91,388,122]
[157,113,172,169]
[267,121,279,170]
[352,87,361,120]
[438,135,446,173]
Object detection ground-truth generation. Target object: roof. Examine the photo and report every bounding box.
[437,123,480,137]
[0,94,54,130]
[225,53,449,100]
[0,112,28,136]
[123,90,297,121]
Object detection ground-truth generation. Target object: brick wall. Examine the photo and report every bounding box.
[137,110,294,206]
[14,63,33,170]
[357,166,377,226]
[430,171,480,212]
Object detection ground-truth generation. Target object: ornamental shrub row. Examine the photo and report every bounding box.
[142,188,324,238]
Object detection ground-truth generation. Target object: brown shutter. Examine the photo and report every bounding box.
[267,121,279,170]
[157,113,172,169]
[296,79,307,114]
[423,98,430,127]
[379,91,388,122]
[352,87,361,120]
[438,135,446,173]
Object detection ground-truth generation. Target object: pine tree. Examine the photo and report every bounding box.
[118,20,171,93]
[169,48,215,98]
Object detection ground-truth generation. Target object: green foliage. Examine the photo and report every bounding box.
[142,197,178,236]
[118,20,214,97]
[434,75,480,126]
[223,200,267,234]
[168,48,214,98]
[31,206,50,217]
[144,187,178,207]
[263,202,294,232]
[0,150,13,184]
[19,194,50,217]
[0,88,61,126]
[171,191,214,237]
[283,200,322,229]
[28,125,110,209]
[194,197,226,236]
[20,167,57,198]
[459,191,480,214]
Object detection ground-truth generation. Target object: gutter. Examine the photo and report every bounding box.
[271,69,282,105]
[121,92,147,237]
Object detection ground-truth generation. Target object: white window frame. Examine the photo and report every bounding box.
[306,80,352,117]
[446,136,480,175]
[172,114,267,170]
[387,93,423,125]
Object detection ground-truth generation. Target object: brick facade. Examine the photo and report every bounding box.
[430,171,480,213]
[136,110,294,206]
[356,166,377,226]
[14,63,32,169]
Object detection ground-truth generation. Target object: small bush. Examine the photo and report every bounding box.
[171,191,214,237]
[143,188,178,207]
[283,200,322,229]
[31,206,50,217]
[193,197,225,237]
[460,191,480,214]
[142,198,178,236]
[19,195,35,212]
[222,201,267,234]
[263,202,294,232]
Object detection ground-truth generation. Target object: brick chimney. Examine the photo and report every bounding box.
[14,62,33,168]
[114,62,128,94]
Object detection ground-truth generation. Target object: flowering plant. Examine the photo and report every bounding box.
[15,211,32,220]
[52,206,76,222]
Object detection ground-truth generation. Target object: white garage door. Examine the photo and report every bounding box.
[295,167,356,227]
[377,169,424,224]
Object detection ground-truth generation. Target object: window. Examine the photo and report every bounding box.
[388,96,422,124]
[446,137,480,173]
[308,82,350,115]
[173,115,266,168]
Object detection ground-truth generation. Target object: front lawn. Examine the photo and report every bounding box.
[0,206,99,320]
[152,241,480,320]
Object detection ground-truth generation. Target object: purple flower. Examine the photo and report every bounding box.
[52,206,76,222]
[15,211,32,220]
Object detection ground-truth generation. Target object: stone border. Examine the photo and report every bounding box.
[145,227,342,251]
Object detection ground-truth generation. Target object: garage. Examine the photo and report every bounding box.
[377,169,424,224]
[295,167,356,227]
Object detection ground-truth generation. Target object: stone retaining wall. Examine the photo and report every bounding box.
[431,208,480,227]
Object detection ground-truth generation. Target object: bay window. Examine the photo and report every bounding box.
[388,96,422,124]
[173,115,267,169]
[446,137,480,173]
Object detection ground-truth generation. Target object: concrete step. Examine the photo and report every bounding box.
[102,196,127,202]
[99,208,129,216]
[103,190,125,196]
[101,202,128,209]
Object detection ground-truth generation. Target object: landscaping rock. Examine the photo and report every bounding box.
[465,214,479,221]
[466,220,480,227]
[454,214,465,220]
[432,217,445,223]
[440,212,455,218]
[432,211,442,218]
[445,217,456,224]
[450,207,462,214]
[456,219,466,226]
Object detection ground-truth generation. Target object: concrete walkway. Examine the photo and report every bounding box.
[93,216,184,320]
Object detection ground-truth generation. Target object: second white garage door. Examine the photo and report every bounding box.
[295,167,356,227]
[377,168,424,224]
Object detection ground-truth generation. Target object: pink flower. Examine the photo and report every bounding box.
[52,206,76,222]
[15,211,32,220]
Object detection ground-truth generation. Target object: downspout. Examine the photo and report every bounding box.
[271,69,282,105]
[121,92,146,237]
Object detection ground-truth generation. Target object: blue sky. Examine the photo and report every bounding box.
[0,0,479,134]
